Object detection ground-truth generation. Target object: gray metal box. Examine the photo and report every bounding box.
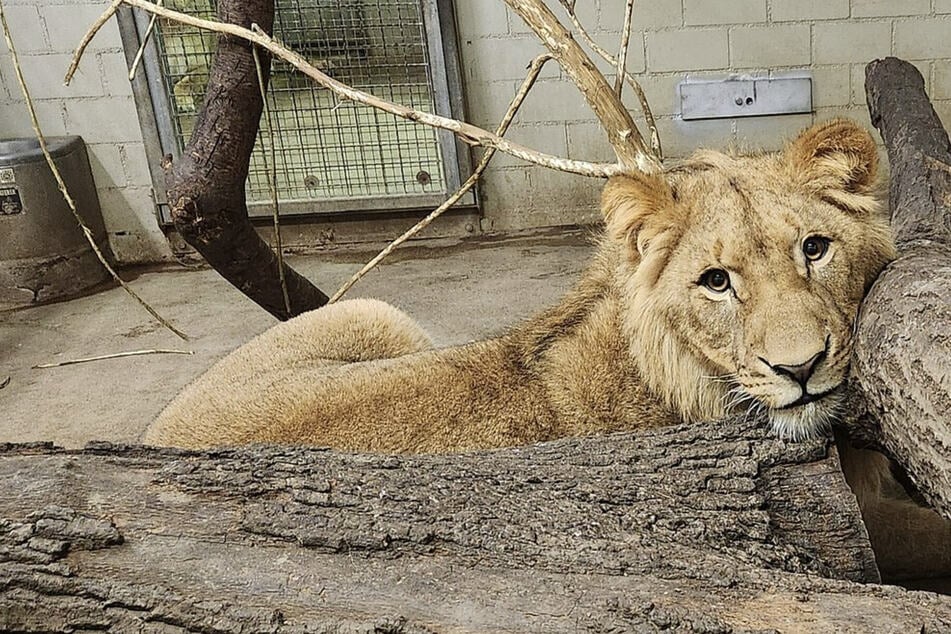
[0,136,112,309]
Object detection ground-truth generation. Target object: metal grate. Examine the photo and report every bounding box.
[155,0,447,205]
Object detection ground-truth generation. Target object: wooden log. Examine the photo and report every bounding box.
[852,57,951,518]
[165,0,328,320]
[3,419,951,631]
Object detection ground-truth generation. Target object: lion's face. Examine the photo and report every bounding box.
[603,120,896,440]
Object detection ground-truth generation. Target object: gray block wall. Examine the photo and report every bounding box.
[457,0,951,232]
[2,1,951,262]
[0,1,172,263]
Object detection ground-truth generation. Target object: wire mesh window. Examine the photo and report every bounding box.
[154,0,448,206]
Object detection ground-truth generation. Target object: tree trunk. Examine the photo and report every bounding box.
[851,57,951,518]
[165,0,328,320]
[3,419,951,632]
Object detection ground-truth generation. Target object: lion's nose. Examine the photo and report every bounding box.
[760,346,827,389]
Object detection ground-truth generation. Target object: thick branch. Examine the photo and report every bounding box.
[164,0,328,320]
[504,0,660,173]
[852,57,951,518]
[865,57,951,247]
[557,0,662,158]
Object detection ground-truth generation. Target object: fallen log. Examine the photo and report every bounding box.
[3,419,951,632]
[852,57,951,518]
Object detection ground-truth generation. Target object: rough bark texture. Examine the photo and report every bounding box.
[3,419,951,632]
[852,57,951,518]
[165,0,328,320]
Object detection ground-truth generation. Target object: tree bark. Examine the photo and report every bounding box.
[165,0,328,320]
[3,419,951,632]
[852,57,951,518]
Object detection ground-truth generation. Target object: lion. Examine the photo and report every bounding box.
[145,119,950,580]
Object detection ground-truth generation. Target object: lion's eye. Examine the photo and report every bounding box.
[802,236,830,262]
[699,268,731,293]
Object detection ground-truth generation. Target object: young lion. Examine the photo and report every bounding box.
[146,120,949,578]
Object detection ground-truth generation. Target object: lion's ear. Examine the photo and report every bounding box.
[785,119,880,213]
[601,171,675,255]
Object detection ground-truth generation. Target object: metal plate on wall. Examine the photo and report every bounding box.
[680,76,812,121]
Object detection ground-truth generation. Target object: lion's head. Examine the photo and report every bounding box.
[602,119,896,440]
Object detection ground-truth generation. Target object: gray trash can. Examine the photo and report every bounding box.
[0,136,112,309]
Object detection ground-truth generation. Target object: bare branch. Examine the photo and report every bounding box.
[68,0,625,178]
[558,0,661,160]
[505,0,659,172]
[330,54,557,303]
[251,41,290,316]
[614,0,635,98]
[1,3,189,341]
[32,349,193,369]
[128,0,162,81]
[558,0,614,64]
[64,0,122,84]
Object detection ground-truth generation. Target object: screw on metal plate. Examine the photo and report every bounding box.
[304,175,319,189]
[416,170,432,186]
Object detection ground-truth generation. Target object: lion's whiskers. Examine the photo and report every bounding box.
[702,372,739,386]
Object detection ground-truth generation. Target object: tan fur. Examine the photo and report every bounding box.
[838,441,951,580]
[145,120,947,578]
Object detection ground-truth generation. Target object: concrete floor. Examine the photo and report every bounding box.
[0,228,594,448]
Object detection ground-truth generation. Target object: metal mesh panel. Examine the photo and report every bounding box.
[156,0,446,205]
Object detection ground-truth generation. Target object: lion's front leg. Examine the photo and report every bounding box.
[839,442,951,580]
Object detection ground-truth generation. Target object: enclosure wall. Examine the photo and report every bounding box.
[3,1,951,262]
[458,0,951,231]
[0,1,171,264]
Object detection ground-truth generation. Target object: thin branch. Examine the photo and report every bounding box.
[0,3,189,341]
[558,0,614,63]
[128,0,163,81]
[330,54,556,303]
[32,349,193,370]
[614,0,635,98]
[251,41,291,316]
[504,0,657,172]
[67,0,625,178]
[63,0,123,84]
[558,0,661,160]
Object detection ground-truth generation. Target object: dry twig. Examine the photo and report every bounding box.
[614,0,635,98]
[0,2,189,341]
[251,41,291,315]
[32,349,194,370]
[128,0,163,80]
[67,0,625,178]
[330,54,557,303]
[557,0,661,160]
[64,0,123,84]
[504,0,658,172]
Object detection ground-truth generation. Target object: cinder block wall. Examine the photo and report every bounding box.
[2,1,950,262]
[457,0,951,232]
[0,1,172,263]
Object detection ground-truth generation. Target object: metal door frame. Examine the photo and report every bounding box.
[117,0,474,225]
